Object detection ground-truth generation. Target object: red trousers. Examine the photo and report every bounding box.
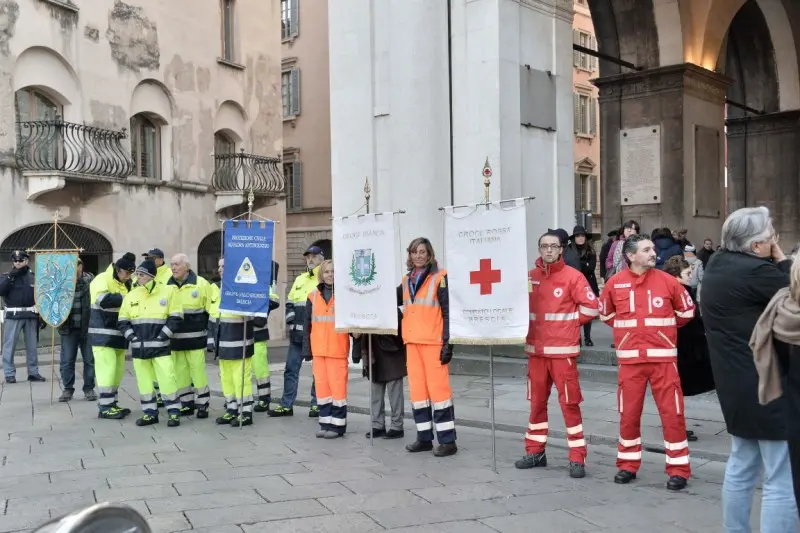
[526,356,587,463]
[617,362,691,479]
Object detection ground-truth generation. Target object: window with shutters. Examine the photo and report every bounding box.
[573,92,597,136]
[15,88,62,168]
[575,173,599,213]
[282,68,301,118]
[130,114,161,180]
[284,160,302,210]
[281,0,299,41]
[221,0,235,62]
[572,30,597,72]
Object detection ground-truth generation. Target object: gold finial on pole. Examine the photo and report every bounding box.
[246,188,255,222]
[52,211,60,248]
[364,177,371,215]
[482,157,493,204]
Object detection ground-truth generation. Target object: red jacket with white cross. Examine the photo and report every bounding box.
[599,267,695,364]
[525,258,599,358]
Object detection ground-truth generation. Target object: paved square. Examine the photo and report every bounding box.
[0,362,745,532]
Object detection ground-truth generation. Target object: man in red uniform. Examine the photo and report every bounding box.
[515,231,598,479]
[599,233,695,491]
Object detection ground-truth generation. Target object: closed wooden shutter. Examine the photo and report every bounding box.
[290,68,301,116]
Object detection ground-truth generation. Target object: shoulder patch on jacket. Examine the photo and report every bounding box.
[439,278,447,288]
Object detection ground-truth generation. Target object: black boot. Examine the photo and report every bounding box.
[58,389,74,402]
[366,428,386,439]
[569,461,586,478]
[196,406,209,419]
[405,441,434,453]
[433,443,458,457]
[614,470,636,484]
[135,414,159,427]
[179,404,195,417]
[231,413,253,427]
[666,476,688,491]
[254,400,270,413]
[514,452,547,469]
[687,430,698,442]
[167,413,181,427]
[216,412,236,425]
[97,407,126,420]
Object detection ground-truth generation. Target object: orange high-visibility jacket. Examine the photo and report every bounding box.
[306,286,350,358]
[401,266,449,345]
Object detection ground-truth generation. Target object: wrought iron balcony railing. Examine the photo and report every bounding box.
[16,116,134,178]
[212,149,284,195]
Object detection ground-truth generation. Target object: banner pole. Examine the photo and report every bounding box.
[49,212,59,406]
[489,345,497,473]
[364,178,374,449]
[239,188,255,430]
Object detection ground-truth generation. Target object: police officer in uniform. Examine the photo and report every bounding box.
[0,250,45,383]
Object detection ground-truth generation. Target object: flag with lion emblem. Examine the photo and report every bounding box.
[332,213,399,334]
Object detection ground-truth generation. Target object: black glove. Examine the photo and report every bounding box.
[352,350,362,365]
[440,344,453,365]
[38,318,47,330]
[303,353,313,362]
[8,267,20,279]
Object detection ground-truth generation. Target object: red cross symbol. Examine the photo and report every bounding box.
[470,258,502,295]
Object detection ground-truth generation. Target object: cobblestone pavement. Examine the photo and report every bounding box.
[0,367,755,533]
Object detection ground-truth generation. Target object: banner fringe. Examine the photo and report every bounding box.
[335,328,398,335]
[450,337,526,346]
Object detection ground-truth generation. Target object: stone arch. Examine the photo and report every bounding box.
[197,230,222,280]
[13,46,81,121]
[755,0,800,110]
[214,100,247,144]
[587,0,661,76]
[0,222,113,275]
[652,0,684,66]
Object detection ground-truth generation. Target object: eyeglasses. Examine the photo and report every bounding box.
[539,244,561,251]
[12,260,26,263]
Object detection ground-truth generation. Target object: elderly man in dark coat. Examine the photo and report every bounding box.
[357,306,407,440]
[701,206,797,531]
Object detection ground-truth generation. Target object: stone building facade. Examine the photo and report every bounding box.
[0,0,287,333]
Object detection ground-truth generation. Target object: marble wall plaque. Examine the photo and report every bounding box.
[620,126,661,205]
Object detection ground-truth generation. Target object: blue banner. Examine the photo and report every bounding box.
[219,220,275,317]
[34,252,79,327]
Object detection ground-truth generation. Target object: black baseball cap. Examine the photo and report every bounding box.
[303,246,323,257]
[143,248,165,259]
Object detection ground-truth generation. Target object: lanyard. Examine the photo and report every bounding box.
[409,270,424,301]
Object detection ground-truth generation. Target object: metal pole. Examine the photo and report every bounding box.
[50,212,59,405]
[239,189,255,429]
[364,178,373,448]
[489,345,496,473]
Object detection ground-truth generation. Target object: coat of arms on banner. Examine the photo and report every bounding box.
[34,252,79,327]
[350,249,376,287]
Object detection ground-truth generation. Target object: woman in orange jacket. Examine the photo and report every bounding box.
[401,237,457,457]
[302,260,357,439]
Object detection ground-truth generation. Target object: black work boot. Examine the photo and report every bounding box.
[405,441,434,453]
[58,389,74,402]
[666,476,688,491]
[614,470,636,484]
[167,414,180,427]
[569,461,586,479]
[135,414,159,427]
[230,413,253,427]
[112,403,131,417]
[433,443,458,457]
[216,412,236,425]
[28,374,46,382]
[179,405,195,417]
[515,452,547,469]
[4,376,15,384]
[196,406,209,419]
[254,400,270,412]
[97,407,125,420]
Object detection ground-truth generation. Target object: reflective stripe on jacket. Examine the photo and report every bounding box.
[254,288,280,343]
[206,284,267,360]
[599,267,695,364]
[401,266,448,345]
[167,271,214,351]
[304,286,350,358]
[118,281,183,359]
[89,265,131,349]
[285,266,320,344]
[525,258,599,358]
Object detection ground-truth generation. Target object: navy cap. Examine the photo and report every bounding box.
[303,245,323,257]
[10,250,29,261]
[143,248,165,259]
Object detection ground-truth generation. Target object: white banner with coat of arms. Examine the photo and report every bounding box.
[332,213,399,334]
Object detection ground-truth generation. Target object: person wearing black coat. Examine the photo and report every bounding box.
[701,206,796,532]
[549,228,580,271]
[599,230,617,281]
[357,299,407,440]
[58,259,96,402]
[652,228,683,270]
[568,226,599,346]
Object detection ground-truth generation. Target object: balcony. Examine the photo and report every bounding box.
[16,116,134,200]
[211,149,285,211]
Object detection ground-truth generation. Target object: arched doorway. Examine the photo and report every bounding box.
[0,223,112,275]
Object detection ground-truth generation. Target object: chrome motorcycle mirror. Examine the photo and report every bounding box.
[33,502,151,533]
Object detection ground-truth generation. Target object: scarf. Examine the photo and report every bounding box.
[611,238,625,275]
[749,287,800,404]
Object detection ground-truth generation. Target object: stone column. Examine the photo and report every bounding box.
[594,64,730,241]
[727,111,800,249]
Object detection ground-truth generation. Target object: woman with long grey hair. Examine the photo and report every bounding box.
[701,206,796,531]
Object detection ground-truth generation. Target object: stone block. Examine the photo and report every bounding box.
[243,512,382,533]
[109,470,207,488]
[412,483,510,503]
[144,512,192,533]
[81,453,158,469]
[174,475,293,496]
[481,510,599,532]
[202,462,308,480]
[257,482,353,503]
[94,483,180,503]
[146,489,265,514]
[282,468,380,486]
[366,500,512,529]
[50,465,150,484]
[185,499,330,528]
[318,489,428,514]
[341,475,443,494]
[144,457,231,474]
[6,491,96,516]
[386,520,500,533]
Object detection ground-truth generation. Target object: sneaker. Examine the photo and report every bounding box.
[196,406,209,419]
[167,415,180,427]
[83,390,97,401]
[254,400,270,413]
[308,406,320,418]
[4,376,15,384]
[231,414,253,427]
[97,407,125,420]
[514,452,547,469]
[569,461,586,479]
[27,374,46,382]
[267,406,294,417]
[59,389,74,403]
[135,414,159,426]
[179,406,195,417]
[216,412,236,425]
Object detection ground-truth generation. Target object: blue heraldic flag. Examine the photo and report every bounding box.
[34,252,79,327]
[220,219,275,317]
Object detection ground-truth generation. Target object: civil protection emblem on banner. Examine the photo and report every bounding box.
[443,199,529,344]
[34,252,79,327]
[219,219,274,317]
[333,214,398,334]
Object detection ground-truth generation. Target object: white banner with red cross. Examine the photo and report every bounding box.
[443,199,529,344]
